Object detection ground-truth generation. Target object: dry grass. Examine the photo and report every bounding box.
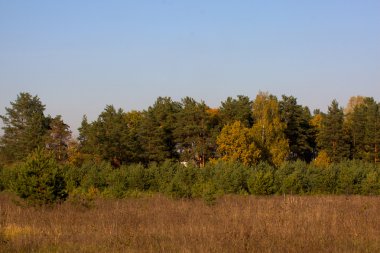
[0,193,379,253]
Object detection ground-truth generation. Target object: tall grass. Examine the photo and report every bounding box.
[0,192,379,252]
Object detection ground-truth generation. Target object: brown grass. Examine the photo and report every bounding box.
[0,193,379,253]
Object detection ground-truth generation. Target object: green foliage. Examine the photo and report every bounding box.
[361,170,380,195]
[125,164,149,191]
[174,97,217,167]
[79,161,112,192]
[275,161,309,194]
[279,95,316,162]
[306,165,338,194]
[219,95,253,127]
[166,164,199,198]
[2,92,380,200]
[335,160,368,194]
[44,115,72,162]
[317,100,350,162]
[0,92,49,163]
[78,106,131,166]
[347,97,380,163]
[139,97,180,163]
[191,180,218,205]
[10,148,67,205]
[248,163,275,195]
[103,167,129,198]
[209,160,250,194]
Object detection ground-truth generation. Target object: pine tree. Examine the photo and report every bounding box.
[138,97,180,163]
[363,99,380,163]
[174,97,216,167]
[0,92,49,163]
[44,115,72,162]
[78,105,130,166]
[347,97,380,163]
[318,100,350,162]
[219,95,253,127]
[279,95,316,162]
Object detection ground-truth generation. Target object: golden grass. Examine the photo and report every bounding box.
[0,193,379,252]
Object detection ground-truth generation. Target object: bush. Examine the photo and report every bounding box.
[11,148,67,205]
[150,160,180,193]
[210,161,250,194]
[306,165,338,194]
[79,161,112,192]
[361,170,380,195]
[166,164,199,198]
[248,163,275,195]
[336,160,368,194]
[275,161,306,194]
[126,164,148,191]
[103,167,129,198]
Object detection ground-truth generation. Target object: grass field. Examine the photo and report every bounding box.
[0,193,379,252]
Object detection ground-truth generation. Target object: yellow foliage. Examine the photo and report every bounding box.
[66,140,87,166]
[206,108,219,117]
[251,92,289,166]
[313,150,331,167]
[310,114,323,131]
[217,121,261,166]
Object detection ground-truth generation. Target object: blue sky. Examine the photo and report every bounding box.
[1,1,379,135]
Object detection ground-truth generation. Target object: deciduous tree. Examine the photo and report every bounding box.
[251,92,289,166]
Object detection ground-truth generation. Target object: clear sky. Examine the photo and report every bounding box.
[1,0,379,135]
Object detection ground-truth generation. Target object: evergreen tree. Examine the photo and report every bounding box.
[279,95,316,162]
[139,97,181,163]
[78,105,130,166]
[219,95,253,127]
[174,97,216,167]
[124,110,145,163]
[348,98,380,163]
[44,115,72,162]
[11,148,67,205]
[318,100,350,162]
[346,98,369,160]
[0,92,49,163]
[364,100,380,163]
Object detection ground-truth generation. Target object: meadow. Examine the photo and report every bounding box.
[1,193,379,253]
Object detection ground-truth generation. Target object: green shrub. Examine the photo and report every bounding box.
[152,160,181,193]
[11,148,67,205]
[306,165,337,194]
[248,164,275,195]
[361,170,380,195]
[211,161,250,194]
[103,167,129,198]
[63,164,87,193]
[126,164,148,191]
[80,161,112,192]
[336,160,367,194]
[166,164,198,198]
[275,161,309,194]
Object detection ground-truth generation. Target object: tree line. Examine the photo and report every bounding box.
[0,92,379,204]
[1,92,379,167]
